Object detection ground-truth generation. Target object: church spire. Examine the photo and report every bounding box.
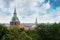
[11,7,20,22]
[35,18,38,25]
[13,7,17,17]
[10,6,20,27]
[14,7,16,14]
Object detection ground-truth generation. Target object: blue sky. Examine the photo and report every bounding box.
[0,0,60,23]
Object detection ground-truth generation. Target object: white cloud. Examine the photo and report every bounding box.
[0,0,60,23]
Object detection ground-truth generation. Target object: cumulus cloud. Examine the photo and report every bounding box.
[0,0,60,23]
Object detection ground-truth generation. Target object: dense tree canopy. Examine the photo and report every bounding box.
[0,23,60,40]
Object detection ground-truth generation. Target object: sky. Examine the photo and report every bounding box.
[0,0,60,23]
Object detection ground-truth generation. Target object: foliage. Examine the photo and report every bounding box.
[0,23,60,40]
[0,24,8,40]
[37,23,60,40]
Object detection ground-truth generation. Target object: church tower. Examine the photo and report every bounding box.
[35,18,38,25]
[34,18,38,27]
[10,7,20,26]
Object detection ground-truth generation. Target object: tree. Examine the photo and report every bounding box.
[2,26,32,40]
[0,24,8,40]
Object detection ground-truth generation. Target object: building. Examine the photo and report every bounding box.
[10,7,38,30]
[10,7,24,28]
[24,18,38,30]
